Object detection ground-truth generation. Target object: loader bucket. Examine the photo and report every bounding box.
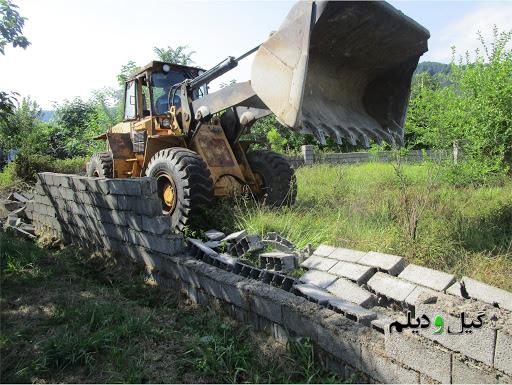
[251,1,430,146]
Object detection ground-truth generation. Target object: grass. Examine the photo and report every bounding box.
[225,162,512,291]
[0,231,348,384]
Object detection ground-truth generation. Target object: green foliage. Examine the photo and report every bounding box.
[116,60,140,86]
[267,126,287,152]
[153,45,195,65]
[0,0,29,54]
[0,0,29,123]
[406,28,512,180]
[0,96,41,151]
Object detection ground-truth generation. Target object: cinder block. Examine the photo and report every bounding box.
[106,179,142,196]
[316,314,365,370]
[328,261,376,285]
[452,354,512,384]
[141,215,172,235]
[495,328,512,375]
[325,278,376,308]
[361,334,420,384]
[294,283,336,305]
[398,264,455,291]
[357,251,405,275]
[328,298,377,326]
[125,213,143,231]
[301,255,337,271]
[281,299,331,342]
[405,286,439,308]
[140,177,157,197]
[126,196,161,216]
[385,331,451,383]
[221,230,247,242]
[329,247,366,262]
[461,277,512,311]
[188,238,218,256]
[299,270,337,289]
[367,272,417,302]
[313,244,336,257]
[249,291,283,324]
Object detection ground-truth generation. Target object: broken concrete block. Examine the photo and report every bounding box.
[312,244,336,257]
[260,251,296,272]
[328,261,376,285]
[262,232,296,253]
[299,270,337,289]
[228,235,263,257]
[460,276,512,311]
[0,200,25,218]
[329,247,367,263]
[301,255,337,271]
[358,251,405,275]
[204,229,225,241]
[398,264,455,291]
[325,277,376,308]
[367,272,417,303]
[221,230,247,242]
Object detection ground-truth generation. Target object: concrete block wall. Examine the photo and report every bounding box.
[28,172,510,383]
[29,172,184,257]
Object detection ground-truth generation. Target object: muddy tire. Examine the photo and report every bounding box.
[87,152,113,178]
[145,148,214,231]
[247,150,297,206]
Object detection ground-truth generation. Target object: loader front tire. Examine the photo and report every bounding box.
[145,148,214,231]
[87,152,113,178]
[247,150,297,206]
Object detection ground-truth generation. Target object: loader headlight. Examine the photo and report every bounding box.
[161,118,171,128]
[163,64,170,72]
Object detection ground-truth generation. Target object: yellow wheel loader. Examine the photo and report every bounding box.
[87,1,429,231]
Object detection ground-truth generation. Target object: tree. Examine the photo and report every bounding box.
[153,45,195,65]
[0,96,41,151]
[116,60,140,86]
[0,0,29,54]
[405,27,512,176]
[0,0,30,124]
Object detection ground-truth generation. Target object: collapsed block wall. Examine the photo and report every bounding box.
[28,172,511,384]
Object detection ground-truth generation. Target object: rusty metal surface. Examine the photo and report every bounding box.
[251,1,429,146]
[107,133,133,160]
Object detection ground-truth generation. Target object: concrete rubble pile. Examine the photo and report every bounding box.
[0,191,36,238]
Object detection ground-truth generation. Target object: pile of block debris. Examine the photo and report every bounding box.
[187,230,311,291]
[0,191,35,238]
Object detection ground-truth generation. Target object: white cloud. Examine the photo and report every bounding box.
[429,2,512,62]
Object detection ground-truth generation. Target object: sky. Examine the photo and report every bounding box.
[1,0,511,109]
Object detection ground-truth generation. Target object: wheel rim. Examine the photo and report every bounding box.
[156,172,177,214]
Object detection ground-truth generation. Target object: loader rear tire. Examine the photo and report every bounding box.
[247,150,297,206]
[145,148,214,231]
[87,152,113,178]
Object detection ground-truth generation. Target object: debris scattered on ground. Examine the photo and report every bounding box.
[1,191,36,238]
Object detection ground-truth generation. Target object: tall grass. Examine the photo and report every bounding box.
[234,162,512,290]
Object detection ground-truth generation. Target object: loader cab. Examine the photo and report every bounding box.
[123,61,206,121]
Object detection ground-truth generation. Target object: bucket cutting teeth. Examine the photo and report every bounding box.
[251,1,429,147]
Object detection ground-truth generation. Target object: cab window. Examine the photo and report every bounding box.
[124,81,137,120]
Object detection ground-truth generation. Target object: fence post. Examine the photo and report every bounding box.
[302,145,315,165]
